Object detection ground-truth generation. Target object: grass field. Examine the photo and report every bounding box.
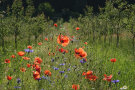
[0,22,135,90]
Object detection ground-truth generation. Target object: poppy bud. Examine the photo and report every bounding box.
[110,58,116,62]
[7,76,12,80]
[18,51,25,56]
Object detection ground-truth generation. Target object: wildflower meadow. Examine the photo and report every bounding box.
[0,0,135,90]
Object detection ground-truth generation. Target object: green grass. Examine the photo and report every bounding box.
[0,22,135,90]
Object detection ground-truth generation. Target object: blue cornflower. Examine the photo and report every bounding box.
[80,58,87,63]
[37,78,42,81]
[42,76,52,83]
[64,75,68,78]
[112,80,120,84]
[80,60,84,63]
[53,67,59,70]
[59,71,65,74]
[67,68,71,71]
[14,86,21,88]
[51,58,54,62]
[59,63,65,66]
[24,49,34,53]
[42,76,48,79]
[17,78,21,84]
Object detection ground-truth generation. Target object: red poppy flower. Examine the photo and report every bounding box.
[22,57,30,60]
[27,64,31,68]
[89,75,98,81]
[65,50,68,53]
[59,48,64,53]
[44,70,51,76]
[72,36,74,38]
[74,48,87,58]
[20,67,26,72]
[85,70,93,79]
[54,23,58,27]
[32,64,36,69]
[34,57,42,64]
[18,51,25,56]
[33,71,40,80]
[86,70,93,76]
[48,52,51,56]
[110,58,116,62]
[38,42,42,45]
[35,65,41,73]
[84,42,87,45]
[79,51,87,58]
[5,59,10,63]
[72,84,80,90]
[27,45,32,49]
[11,55,16,58]
[83,70,98,81]
[58,48,68,53]
[76,27,80,30]
[45,38,48,41]
[7,76,12,80]
[57,34,70,47]
[103,74,112,82]
[82,72,86,76]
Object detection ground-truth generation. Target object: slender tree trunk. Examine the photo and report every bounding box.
[2,37,4,48]
[104,34,107,43]
[104,20,107,44]
[88,29,90,41]
[15,31,17,49]
[99,32,101,42]
[1,36,5,51]
[35,35,38,44]
[92,22,95,42]
[42,32,43,42]
[131,24,134,54]
[109,35,112,46]
[116,10,121,47]
[133,35,134,48]
[116,29,119,47]
[93,30,95,42]
[133,34,135,54]
[15,16,18,49]
[1,19,5,52]
[28,35,31,45]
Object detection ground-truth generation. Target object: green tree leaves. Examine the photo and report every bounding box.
[38,2,55,17]
[11,0,24,17]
